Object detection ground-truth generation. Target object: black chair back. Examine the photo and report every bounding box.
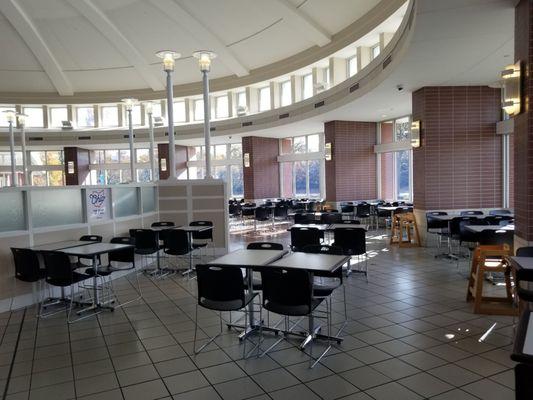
[489,209,512,216]
[478,229,514,247]
[132,229,159,253]
[163,229,190,255]
[274,206,288,219]
[190,221,213,240]
[42,251,76,287]
[516,247,533,257]
[458,220,487,243]
[320,212,343,224]
[109,237,135,263]
[294,213,314,224]
[260,268,313,316]
[196,264,245,310]
[460,210,484,216]
[333,228,366,256]
[11,248,41,283]
[484,216,513,225]
[341,204,355,213]
[254,207,271,222]
[449,217,477,239]
[79,235,102,242]
[242,207,256,217]
[426,212,448,231]
[290,227,321,251]
[356,204,371,218]
[338,219,361,224]
[247,242,283,250]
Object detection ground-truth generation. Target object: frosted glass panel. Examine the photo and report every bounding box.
[114,187,138,217]
[0,191,26,232]
[142,186,156,213]
[31,189,83,228]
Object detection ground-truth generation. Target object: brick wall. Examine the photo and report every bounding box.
[242,136,280,199]
[514,0,533,241]
[380,122,394,200]
[325,120,377,202]
[412,86,503,210]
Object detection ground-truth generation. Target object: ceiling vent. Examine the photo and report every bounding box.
[279,113,289,119]
[28,137,43,141]
[242,121,252,127]
[314,101,325,108]
[153,116,164,127]
[61,120,73,130]
[236,106,248,116]
[78,136,91,140]
[210,127,216,132]
[349,83,360,93]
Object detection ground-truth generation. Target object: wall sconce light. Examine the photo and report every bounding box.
[67,161,75,174]
[244,153,250,167]
[411,120,421,148]
[161,158,167,172]
[501,62,521,117]
[325,143,332,161]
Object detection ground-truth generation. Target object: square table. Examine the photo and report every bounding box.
[327,223,368,231]
[209,248,288,338]
[29,240,95,251]
[60,242,134,317]
[288,224,329,231]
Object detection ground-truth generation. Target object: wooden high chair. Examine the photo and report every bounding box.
[466,244,517,316]
[390,212,421,247]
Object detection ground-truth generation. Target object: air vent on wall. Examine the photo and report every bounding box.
[349,83,360,93]
[78,136,91,140]
[314,101,325,108]
[28,137,43,141]
[279,113,289,119]
[242,121,252,127]
[123,134,136,139]
[210,127,216,132]
[383,55,392,69]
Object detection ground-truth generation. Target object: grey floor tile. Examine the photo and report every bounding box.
[29,381,75,400]
[76,373,120,397]
[398,372,454,398]
[341,365,392,390]
[305,374,359,400]
[122,379,170,400]
[214,376,264,400]
[155,356,198,378]
[269,384,322,400]
[201,362,246,385]
[171,386,222,400]
[365,382,422,400]
[371,358,420,380]
[462,379,515,400]
[164,370,210,395]
[116,364,160,387]
[429,388,479,400]
[320,352,363,373]
[251,368,299,392]
[399,350,448,370]
[427,364,483,387]
[455,355,509,377]
[348,346,392,365]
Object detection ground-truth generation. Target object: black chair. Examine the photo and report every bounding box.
[290,227,321,252]
[426,212,448,248]
[194,264,260,358]
[340,204,355,217]
[245,242,284,290]
[449,217,478,242]
[484,215,514,225]
[458,219,488,248]
[460,210,484,216]
[332,227,367,277]
[131,229,161,274]
[254,207,271,230]
[294,213,314,224]
[190,221,214,259]
[489,209,512,216]
[41,251,91,323]
[320,212,342,224]
[338,219,361,225]
[77,235,103,267]
[260,267,330,367]
[356,204,371,222]
[96,237,141,306]
[163,229,191,271]
[478,229,514,247]
[516,247,533,257]
[10,248,45,312]
[302,244,347,336]
[151,221,175,243]
[274,206,289,223]
[241,205,256,225]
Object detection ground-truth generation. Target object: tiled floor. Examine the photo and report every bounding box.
[0,229,517,400]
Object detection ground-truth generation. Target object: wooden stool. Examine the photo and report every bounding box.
[466,244,517,316]
[390,212,421,247]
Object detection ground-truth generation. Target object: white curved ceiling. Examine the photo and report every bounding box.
[0,0,382,94]
[207,0,516,143]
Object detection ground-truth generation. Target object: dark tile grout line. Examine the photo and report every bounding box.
[1,308,26,400]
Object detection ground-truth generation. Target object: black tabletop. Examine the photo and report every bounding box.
[60,243,134,257]
[268,252,350,273]
[512,308,533,364]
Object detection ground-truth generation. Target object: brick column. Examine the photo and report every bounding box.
[514,0,533,245]
[63,147,90,185]
[412,86,503,242]
[242,136,280,200]
[324,120,377,202]
[157,143,188,180]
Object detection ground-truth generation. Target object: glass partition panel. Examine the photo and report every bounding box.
[141,186,156,213]
[0,191,26,232]
[31,188,83,228]
[114,187,139,217]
